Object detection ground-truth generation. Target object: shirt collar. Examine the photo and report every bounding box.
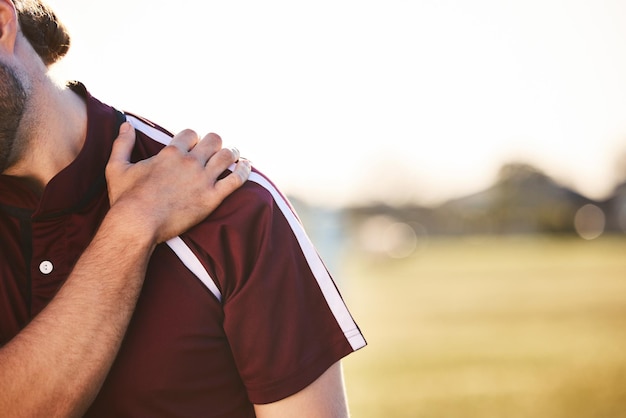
[0,82,122,218]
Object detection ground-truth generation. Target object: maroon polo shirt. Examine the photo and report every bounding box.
[0,83,365,417]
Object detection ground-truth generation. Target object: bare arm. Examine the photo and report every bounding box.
[0,124,251,417]
[254,362,350,418]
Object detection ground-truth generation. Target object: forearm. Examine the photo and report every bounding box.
[0,207,155,417]
[0,123,249,417]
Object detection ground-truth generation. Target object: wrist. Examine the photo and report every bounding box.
[103,201,160,251]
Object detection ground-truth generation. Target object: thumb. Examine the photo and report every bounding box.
[109,122,136,167]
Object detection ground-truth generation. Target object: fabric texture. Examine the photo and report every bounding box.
[0,83,365,417]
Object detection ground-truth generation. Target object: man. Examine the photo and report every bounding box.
[0,0,366,417]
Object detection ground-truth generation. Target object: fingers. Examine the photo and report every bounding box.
[193,132,250,198]
[189,132,223,163]
[108,122,136,171]
[112,123,250,194]
[215,158,252,195]
[204,146,241,179]
[193,132,243,178]
[105,121,252,243]
[168,129,201,153]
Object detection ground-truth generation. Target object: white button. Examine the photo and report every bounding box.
[39,261,54,275]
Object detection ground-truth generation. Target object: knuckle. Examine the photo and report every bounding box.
[180,152,200,167]
[161,144,180,156]
[216,148,237,163]
[177,129,199,141]
[204,132,223,148]
[104,161,118,177]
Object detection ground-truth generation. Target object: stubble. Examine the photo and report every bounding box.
[0,61,28,173]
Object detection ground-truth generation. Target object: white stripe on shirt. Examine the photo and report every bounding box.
[126,114,365,350]
[247,172,366,351]
[126,115,223,301]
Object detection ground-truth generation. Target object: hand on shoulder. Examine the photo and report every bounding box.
[105,122,251,244]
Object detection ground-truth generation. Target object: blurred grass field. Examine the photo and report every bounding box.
[340,235,626,418]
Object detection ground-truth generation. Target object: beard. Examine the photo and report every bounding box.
[0,61,28,173]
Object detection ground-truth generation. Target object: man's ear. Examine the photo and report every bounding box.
[0,0,18,54]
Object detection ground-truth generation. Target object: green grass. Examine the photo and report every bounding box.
[340,235,626,418]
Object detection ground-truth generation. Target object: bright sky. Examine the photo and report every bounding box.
[47,0,626,207]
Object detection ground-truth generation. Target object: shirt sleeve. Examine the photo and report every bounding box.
[183,169,366,404]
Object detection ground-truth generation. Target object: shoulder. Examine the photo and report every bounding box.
[121,110,294,225]
[125,112,175,144]
[195,167,300,241]
[238,169,295,215]
[117,113,169,162]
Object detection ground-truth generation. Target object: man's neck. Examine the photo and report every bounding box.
[4,78,88,195]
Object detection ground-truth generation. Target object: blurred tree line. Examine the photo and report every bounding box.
[346,160,626,239]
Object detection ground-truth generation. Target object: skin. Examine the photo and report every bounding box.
[0,58,26,171]
[254,362,350,418]
[0,1,250,416]
[0,1,351,416]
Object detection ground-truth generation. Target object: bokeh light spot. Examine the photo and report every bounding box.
[574,204,605,240]
[359,215,419,258]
